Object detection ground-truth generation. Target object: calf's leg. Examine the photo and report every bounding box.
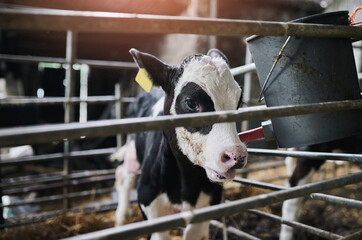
[280,156,324,240]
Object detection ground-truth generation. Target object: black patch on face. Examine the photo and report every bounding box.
[163,66,183,116]
[175,82,215,134]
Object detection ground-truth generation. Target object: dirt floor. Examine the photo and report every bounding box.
[1,161,361,240]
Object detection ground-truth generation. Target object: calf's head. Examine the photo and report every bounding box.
[130,48,247,182]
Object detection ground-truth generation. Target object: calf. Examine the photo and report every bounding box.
[114,48,248,240]
[280,134,362,240]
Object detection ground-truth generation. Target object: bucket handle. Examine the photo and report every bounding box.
[258,36,292,103]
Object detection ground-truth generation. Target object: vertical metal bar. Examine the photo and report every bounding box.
[241,45,253,132]
[209,0,218,49]
[79,64,89,123]
[65,30,76,124]
[332,161,337,178]
[115,83,122,148]
[63,30,77,210]
[221,216,228,240]
[0,157,4,229]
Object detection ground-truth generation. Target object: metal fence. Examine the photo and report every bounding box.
[0,4,362,240]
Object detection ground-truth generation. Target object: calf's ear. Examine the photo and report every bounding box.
[207,48,230,66]
[129,48,173,92]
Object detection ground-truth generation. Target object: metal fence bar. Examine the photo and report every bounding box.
[338,230,362,240]
[0,53,65,64]
[0,187,114,208]
[0,169,115,189]
[0,53,137,69]
[115,83,122,149]
[230,63,256,76]
[233,177,286,191]
[0,96,135,106]
[248,209,342,240]
[0,152,3,227]
[60,172,362,240]
[210,220,261,240]
[247,148,362,163]
[63,30,76,210]
[0,201,118,229]
[237,160,285,174]
[310,193,362,209]
[1,99,362,148]
[3,174,115,195]
[0,147,116,166]
[1,7,362,38]
[76,59,137,69]
[0,52,253,75]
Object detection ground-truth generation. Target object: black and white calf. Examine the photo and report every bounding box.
[113,48,248,239]
[280,134,362,240]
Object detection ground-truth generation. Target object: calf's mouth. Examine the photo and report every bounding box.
[205,156,246,182]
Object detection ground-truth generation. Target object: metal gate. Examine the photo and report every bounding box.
[0,3,361,240]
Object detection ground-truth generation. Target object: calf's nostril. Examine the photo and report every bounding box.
[223,153,231,162]
[230,157,246,170]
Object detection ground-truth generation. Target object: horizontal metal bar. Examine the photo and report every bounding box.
[76,59,137,69]
[0,54,245,72]
[0,147,116,166]
[1,99,361,147]
[0,53,66,64]
[230,63,256,76]
[0,53,251,75]
[310,193,362,209]
[237,160,285,174]
[338,230,362,240]
[1,200,118,229]
[0,53,137,69]
[248,209,342,240]
[0,187,114,208]
[0,96,135,106]
[248,148,362,163]
[262,175,289,183]
[3,173,115,195]
[61,172,362,240]
[233,177,286,191]
[0,169,115,188]
[1,7,362,38]
[210,220,261,240]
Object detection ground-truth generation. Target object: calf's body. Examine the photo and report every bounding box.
[114,49,248,239]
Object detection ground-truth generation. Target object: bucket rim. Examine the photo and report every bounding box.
[246,10,349,43]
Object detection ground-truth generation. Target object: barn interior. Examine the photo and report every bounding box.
[1,0,362,240]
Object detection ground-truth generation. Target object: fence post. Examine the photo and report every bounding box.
[115,83,122,148]
[0,163,4,229]
[63,30,77,210]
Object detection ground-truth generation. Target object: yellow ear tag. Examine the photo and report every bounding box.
[135,68,153,93]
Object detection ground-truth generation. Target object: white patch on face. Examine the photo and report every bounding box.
[176,123,246,182]
[170,56,246,182]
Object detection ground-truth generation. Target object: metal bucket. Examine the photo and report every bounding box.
[246,11,362,147]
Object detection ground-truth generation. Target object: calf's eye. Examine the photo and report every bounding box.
[185,99,198,112]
